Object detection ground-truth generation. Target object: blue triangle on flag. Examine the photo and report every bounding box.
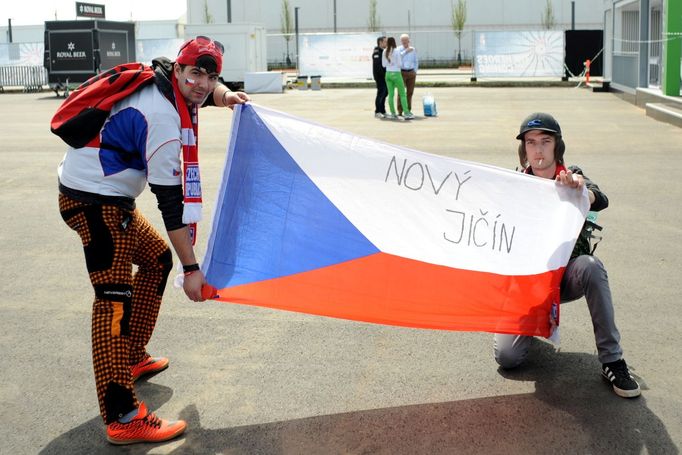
[205,105,380,288]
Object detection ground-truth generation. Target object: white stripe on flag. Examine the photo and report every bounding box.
[251,104,589,276]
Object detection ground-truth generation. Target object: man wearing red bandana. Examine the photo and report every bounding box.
[492,113,641,399]
[56,36,249,444]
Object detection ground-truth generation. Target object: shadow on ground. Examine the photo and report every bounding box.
[41,344,678,454]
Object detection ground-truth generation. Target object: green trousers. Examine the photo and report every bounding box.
[385,71,411,116]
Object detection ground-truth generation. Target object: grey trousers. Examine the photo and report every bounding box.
[493,255,623,367]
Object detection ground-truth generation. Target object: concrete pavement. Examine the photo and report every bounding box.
[0,85,681,454]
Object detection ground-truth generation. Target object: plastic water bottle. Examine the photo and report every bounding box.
[586,211,598,223]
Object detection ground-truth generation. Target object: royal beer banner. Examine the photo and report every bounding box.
[203,104,588,337]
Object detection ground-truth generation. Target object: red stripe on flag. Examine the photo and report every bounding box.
[213,252,563,337]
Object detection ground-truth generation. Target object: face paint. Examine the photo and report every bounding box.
[185,77,196,86]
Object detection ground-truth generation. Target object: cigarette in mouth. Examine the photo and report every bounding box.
[538,158,543,165]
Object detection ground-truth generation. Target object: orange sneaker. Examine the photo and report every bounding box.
[106,402,186,445]
[131,355,169,382]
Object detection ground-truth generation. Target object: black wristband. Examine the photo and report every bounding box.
[183,263,200,273]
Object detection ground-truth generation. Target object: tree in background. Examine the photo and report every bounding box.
[203,0,213,24]
[368,0,381,32]
[281,0,293,66]
[450,0,467,66]
[541,0,556,30]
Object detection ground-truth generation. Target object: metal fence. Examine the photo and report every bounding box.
[0,42,47,92]
[0,65,48,92]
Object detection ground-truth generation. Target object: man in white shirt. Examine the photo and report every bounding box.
[56,36,250,444]
[397,33,418,116]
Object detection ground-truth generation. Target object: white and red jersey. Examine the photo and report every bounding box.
[58,83,183,198]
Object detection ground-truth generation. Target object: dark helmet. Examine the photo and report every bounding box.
[516,112,562,140]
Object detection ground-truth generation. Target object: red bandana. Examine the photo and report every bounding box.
[176,37,223,74]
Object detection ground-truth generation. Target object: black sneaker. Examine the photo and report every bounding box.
[601,359,641,398]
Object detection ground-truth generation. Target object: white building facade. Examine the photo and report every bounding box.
[186,0,604,65]
[1,1,605,70]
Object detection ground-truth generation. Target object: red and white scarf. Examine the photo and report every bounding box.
[172,74,202,245]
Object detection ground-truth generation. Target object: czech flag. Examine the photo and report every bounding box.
[202,104,589,337]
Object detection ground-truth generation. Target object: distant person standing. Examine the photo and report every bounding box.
[397,33,418,117]
[382,37,414,120]
[372,36,388,118]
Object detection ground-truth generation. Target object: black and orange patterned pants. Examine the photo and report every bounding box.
[59,193,173,423]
